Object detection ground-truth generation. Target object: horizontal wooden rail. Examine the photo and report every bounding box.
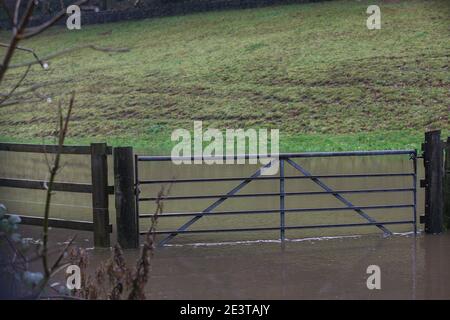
[0,143,112,155]
[0,178,114,194]
[1,142,114,247]
[5,214,112,233]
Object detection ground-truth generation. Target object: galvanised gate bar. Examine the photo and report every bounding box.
[135,150,418,247]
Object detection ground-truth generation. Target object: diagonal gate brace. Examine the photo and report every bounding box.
[285,158,392,235]
[158,160,275,246]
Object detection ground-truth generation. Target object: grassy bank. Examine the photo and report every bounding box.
[0,130,434,154]
[0,0,448,153]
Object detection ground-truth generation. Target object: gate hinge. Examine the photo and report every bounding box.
[419,215,425,224]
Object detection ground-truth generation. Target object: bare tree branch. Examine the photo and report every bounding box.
[9,44,130,69]
[0,1,133,300]
[0,96,40,107]
[0,42,49,69]
[13,0,23,32]
[41,92,75,281]
[0,79,69,98]
[19,0,88,39]
[0,0,35,83]
[0,64,31,105]
[50,236,77,275]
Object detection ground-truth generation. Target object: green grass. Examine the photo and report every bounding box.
[0,129,427,154]
[0,0,449,154]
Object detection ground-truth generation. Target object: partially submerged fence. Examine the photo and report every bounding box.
[0,142,113,247]
[135,150,418,247]
[1,131,449,249]
[420,130,450,233]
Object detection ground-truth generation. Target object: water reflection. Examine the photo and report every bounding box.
[16,225,450,299]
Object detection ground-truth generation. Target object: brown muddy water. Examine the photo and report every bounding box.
[4,151,450,299]
[0,152,422,243]
[18,225,450,299]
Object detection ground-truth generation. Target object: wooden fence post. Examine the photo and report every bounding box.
[90,143,110,247]
[444,137,450,229]
[114,147,139,249]
[422,130,444,234]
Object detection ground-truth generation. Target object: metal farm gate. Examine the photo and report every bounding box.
[134,150,418,246]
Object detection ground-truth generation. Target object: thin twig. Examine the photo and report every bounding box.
[9,45,130,69]
[0,42,48,69]
[40,92,75,288]
[49,236,77,274]
[19,0,88,39]
[0,65,31,106]
[13,0,23,32]
[0,0,35,83]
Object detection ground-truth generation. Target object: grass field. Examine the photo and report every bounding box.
[0,0,449,153]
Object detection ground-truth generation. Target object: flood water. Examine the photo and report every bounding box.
[4,150,449,299]
[18,225,450,299]
[0,151,422,244]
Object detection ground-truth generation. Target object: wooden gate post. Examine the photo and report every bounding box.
[91,143,110,247]
[422,130,444,234]
[444,137,450,229]
[114,147,139,249]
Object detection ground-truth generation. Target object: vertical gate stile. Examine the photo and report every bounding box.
[422,130,444,234]
[114,147,139,249]
[412,150,417,235]
[135,154,140,237]
[444,137,450,229]
[90,143,110,248]
[280,158,285,242]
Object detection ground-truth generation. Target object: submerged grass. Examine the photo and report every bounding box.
[0,0,448,153]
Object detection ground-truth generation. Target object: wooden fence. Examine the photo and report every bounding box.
[1,130,449,249]
[0,142,113,247]
[420,130,450,233]
[445,136,450,229]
